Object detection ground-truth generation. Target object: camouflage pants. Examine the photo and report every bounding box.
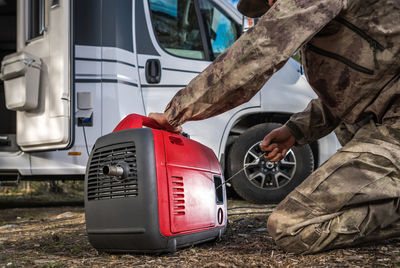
[267,120,400,254]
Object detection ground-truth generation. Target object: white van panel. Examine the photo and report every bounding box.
[102,82,145,134]
[75,61,102,78]
[102,47,136,64]
[0,152,31,176]
[102,62,137,84]
[31,150,86,175]
[261,60,317,113]
[75,45,102,59]
[317,134,341,164]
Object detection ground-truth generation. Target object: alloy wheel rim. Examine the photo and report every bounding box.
[243,142,297,190]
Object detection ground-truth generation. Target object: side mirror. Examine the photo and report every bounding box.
[242,16,258,32]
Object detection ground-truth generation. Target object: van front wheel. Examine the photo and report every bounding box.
[227,123,314,204]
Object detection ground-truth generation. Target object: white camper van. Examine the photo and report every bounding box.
[0,0,340,203]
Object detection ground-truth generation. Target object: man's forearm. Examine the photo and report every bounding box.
[164,0,344,127]
[285,99,341,145]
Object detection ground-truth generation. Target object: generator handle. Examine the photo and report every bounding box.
[113,113,163,132]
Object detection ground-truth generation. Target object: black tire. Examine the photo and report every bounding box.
[227,123,314,204]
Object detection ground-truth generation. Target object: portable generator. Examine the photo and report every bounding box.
[84,114,227,253]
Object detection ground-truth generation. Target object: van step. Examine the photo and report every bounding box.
[0,134,19,152]
[0,137,10,146]
[0,181,19,187]
[0,175,20,188]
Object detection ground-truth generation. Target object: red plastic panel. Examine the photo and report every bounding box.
[167,167,216,233]
[162,131,223,234]
[163,132,220,173]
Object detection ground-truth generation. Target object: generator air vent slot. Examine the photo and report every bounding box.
[171,176,185,215]
[214,175,224,205]
[87,142,138,201]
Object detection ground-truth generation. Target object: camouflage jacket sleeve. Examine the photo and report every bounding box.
[164,0,344,127]
[285,99,341,145]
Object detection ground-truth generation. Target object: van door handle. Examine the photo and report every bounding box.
[145,59,161,84]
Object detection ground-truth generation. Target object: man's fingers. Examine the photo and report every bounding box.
[281,149,288,157]
[166,124,182,133]
[262,143,278,157]
[148,112,183,133]
[260,143,278,152]
[148,113,165,126]
[265,144,278,152]
[261,131,278,149]
[148,112,160,121]
[174,125,183,133]
[261,137,272,150]
[263,143,278,159]
[266,147,279,160]
[269,153,282,162]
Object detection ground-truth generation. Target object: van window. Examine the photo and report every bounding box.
[199,0,240,58]
[27,0,45,41]
[149,0,205,60]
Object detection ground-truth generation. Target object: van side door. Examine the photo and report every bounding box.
[136,0,210,116]
[8,0,71,151]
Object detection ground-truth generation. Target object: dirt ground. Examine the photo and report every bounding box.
[1,199,400,268]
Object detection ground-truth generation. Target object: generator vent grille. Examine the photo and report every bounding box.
[172,176,185,216]
[87,142,138,201]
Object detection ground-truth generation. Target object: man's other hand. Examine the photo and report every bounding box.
[148,113,183,133]
[260,126,296,162]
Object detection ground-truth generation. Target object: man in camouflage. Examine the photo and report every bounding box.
[150,0,400,253]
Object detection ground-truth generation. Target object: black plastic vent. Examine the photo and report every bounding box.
[171,176,185,216]
[214,175,224,205]
[87,142,138,201]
